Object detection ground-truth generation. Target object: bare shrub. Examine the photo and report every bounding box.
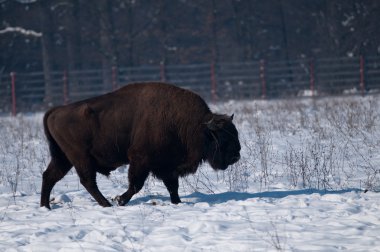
[284,145,308,188]
[221,160,250,192]
[323,97,380,191]
[0,114,47,200]
[180,166,217,195]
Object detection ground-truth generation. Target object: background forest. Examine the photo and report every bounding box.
[1,0,380,74]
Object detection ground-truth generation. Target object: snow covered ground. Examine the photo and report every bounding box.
[1,95,380,251]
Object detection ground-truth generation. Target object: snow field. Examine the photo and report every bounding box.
[1,95,380,251]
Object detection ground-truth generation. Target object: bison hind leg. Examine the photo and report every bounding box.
[40,158,72,209]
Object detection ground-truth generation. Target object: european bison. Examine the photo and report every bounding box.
[40,82,241,209]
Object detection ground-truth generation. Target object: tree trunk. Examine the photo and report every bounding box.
[65,0,82,100]
[210,0,219,63]
[127,1,134,67]
[65,0,82,71]
[159,0,168,66]
[39,0,54,106]
[98,0,117,91]
[278,0,294,88]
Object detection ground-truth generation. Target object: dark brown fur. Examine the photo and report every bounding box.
[40,82,241,209]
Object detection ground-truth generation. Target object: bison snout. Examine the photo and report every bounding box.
[230,154,240,164]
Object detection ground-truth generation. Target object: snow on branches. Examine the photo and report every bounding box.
[0,27,42,37]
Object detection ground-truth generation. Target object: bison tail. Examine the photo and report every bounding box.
[43,109,70,164]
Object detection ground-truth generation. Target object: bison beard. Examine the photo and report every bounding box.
[40,82,241,209]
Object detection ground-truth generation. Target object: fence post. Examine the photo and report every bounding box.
[359,55,365,96]
[210,62,217,102]
[112,66,118,90]
[160,62,166,82]
[10,72,16,116]
[310,59,315,97]
[259,60,266,98]
[63,70,68,105]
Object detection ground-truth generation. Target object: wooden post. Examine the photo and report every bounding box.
[210,62,217,102]
[359,55,365,96]
[63,70,68,105]
[10,72,16,116]
[310,60,315,97]
[160,62,166,82]
[112,66,118,90]
[260,60,266,98]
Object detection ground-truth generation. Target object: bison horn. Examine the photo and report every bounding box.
[205,118,218,131]
[230,114,234,120]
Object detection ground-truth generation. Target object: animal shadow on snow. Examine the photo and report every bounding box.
[129,188,363,206]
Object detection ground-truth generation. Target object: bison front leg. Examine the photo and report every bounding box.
[163,177,181,204]
[75,168,112,207]
[115,164,149,206]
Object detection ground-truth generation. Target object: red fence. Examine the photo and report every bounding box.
[1,56,380,115]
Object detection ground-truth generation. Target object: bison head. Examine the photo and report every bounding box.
[204,114,241,170]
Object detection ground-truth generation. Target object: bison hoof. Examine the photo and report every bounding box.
[171,199,182,204]
[113,196,126,206]
[102,201,113,207]
[40,204,51,210]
